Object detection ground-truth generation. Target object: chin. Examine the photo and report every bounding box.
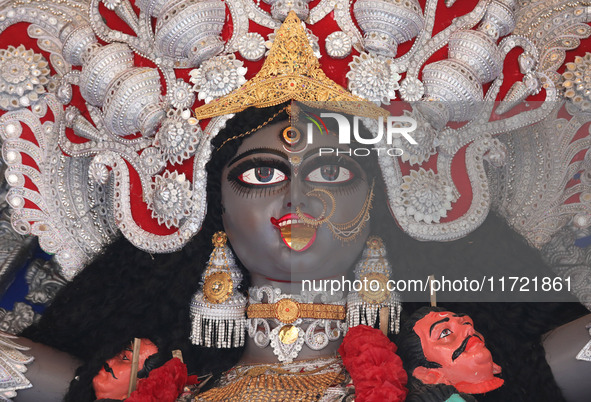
[285,255,348,279]
[456,353,493,371]
[257,262,344,283]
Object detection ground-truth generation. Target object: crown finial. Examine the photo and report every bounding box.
[194,11,388,120]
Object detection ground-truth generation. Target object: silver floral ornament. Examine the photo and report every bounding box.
[153,116,202,165]
[325,31,352,59]
[518,53,536,74]
[166,79,195,110]
[346,52,400,105]
[140,147,166,176]
[563,54,591,112]
[64,106,80,127]
[88,162,111,185]
[148,171,194,229]
[102,0,122,10]
[0,45,50,111]
[390,110,436,165]
[264,0,312,21]
[238,32,266,62]
[56,82,73,104]
[189,55,247,104]
[399,77,424,102]
[437,128,460,153]
[0,302,39,334]
[399,168,454,224]
[572,213,591,229]
[483,141,507,168]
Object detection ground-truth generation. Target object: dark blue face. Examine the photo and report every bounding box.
[221,121,372,282]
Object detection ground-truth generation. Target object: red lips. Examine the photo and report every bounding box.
[465,336,484,351]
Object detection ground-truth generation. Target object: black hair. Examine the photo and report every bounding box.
[21,104,290,400]
[20,104,588,401]
[405,382,478,402]
[397,306,445,373]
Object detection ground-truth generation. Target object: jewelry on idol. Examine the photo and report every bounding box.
[4,0,586,286]
[0,332,33,397]
[282,125,302,146]
[282,106,311,157]
[288,155,303,175]
[2,0,591,400]
[247,299,346,323]
[296,188,335,225]
[327,179,375,243]
[215,105,289,151]
[208,11,392,155]
[194,13,388,121]
[189,232,247,348]
[296,179,375,243]
[195,357,346,402]
[346,236,402,334]
[247,286,347,363]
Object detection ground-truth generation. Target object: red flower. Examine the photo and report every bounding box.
[339,325,408,402]
[126,358,198,402]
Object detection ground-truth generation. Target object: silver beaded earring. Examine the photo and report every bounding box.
[189,232,247,348]
[346,236,402,334]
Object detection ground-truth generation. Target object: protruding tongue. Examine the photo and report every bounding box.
[280,224,316,251]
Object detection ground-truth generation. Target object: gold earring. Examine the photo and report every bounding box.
[189,232,247,348]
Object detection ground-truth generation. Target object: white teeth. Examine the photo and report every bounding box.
[278,218,301,227]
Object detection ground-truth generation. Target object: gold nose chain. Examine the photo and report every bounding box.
[295,178,375,243]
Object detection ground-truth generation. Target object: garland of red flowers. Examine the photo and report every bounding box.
[338,325,408,402]
[126,357,198,402]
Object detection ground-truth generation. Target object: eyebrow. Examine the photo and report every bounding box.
[228,148,287,166]
[429,317,450,336]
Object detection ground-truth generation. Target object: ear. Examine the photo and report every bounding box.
[492,362,502,374]
[412,366,449,385]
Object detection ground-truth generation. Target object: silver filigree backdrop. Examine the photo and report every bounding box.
[0,0,587,312]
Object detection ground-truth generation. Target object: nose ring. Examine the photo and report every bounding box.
[295,188,335,226]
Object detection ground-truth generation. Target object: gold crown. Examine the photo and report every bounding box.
[194,11,389,120]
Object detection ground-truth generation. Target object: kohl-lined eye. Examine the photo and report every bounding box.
[439,328,452,339]
[306,165,354,183]
[239,167,287,185]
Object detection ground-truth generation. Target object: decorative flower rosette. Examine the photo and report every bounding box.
[339,325,408,401]
[0,45,50,110]
[190,55,247,104]
[0,0,589,286]
[347,52,400,105]
[399,168,454,224]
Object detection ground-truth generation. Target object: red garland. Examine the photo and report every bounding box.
[126,357,199,402]
[339,325,408,402]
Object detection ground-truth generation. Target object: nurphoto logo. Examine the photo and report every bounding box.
[305,112,418,157]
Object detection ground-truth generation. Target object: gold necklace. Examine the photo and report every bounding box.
[195,358,345,402]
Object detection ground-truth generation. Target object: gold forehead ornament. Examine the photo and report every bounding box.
[194,11,389,121]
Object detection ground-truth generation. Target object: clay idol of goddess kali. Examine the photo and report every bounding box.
[0,0,590,401]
